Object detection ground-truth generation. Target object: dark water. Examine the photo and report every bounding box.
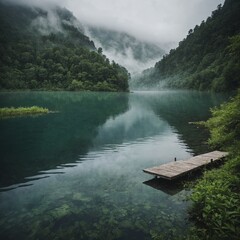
[0,91,229,240]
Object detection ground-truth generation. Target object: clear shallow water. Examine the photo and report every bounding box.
[0,91,229,240]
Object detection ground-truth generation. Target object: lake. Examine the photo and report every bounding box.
[0,90,229,240]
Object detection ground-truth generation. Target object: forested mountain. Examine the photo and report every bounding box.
[134,0,240,92]
[0,1,129,92]
[86,27,165,75]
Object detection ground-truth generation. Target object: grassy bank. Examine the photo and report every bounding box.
[188,91,240,239]
[0,106,50,118]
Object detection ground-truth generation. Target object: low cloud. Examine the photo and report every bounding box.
[95,46,161,75]
[5,0,224,47]
[31,10,63,35]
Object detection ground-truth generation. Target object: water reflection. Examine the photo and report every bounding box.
[0,90,230,240]
[0,90,229,189]
[132,90,229,154]
[0,133,191,240]
[94,97,170,146]
[0,92,129,187]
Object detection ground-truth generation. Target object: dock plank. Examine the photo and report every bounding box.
[143,151,228,180]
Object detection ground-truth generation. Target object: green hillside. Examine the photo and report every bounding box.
[0,1,129,92]
[135,0,240,92]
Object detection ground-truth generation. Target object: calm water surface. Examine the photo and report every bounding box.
[0,91,229,240]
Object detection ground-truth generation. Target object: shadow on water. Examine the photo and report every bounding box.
[143,178,183,196]
[0,91,129,188]
[143,172,202,196]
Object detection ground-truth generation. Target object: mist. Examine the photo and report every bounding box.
[100,49,160,76]
[3,0,225,75]
[84,27,165,75]
[5,0,224,47]
[68,0,225,47]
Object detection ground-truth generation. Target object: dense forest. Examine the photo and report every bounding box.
[134,0,240,92]
[0,1,129,92]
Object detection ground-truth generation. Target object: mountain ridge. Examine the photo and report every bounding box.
[0,1,129,92]
[85,26,165,75]
[134,0,240,92]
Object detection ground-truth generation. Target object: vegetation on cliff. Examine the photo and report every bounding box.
[135,0,240,92]
[0,1,129,92]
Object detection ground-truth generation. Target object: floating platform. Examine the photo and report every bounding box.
[143,151,228,180]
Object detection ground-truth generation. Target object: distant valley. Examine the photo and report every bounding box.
[85,27,165,75]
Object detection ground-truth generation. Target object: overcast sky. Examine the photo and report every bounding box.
[9,0,225,46]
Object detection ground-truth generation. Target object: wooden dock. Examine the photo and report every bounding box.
[143,151,228,180]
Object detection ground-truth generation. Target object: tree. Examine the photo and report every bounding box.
[97,47,103,55]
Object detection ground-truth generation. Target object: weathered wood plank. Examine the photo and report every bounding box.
[143,151,228,180]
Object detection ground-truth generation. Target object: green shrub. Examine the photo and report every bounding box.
[189,90,240,239]
[205,92,240,152]
[189,158,240,239]
[0,106,50,118]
